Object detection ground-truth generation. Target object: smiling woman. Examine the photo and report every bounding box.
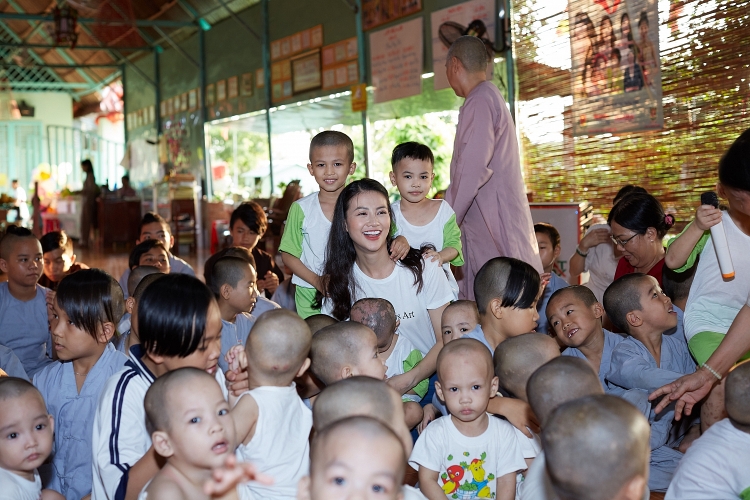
[608,192,674,287]
[319,179,453,394]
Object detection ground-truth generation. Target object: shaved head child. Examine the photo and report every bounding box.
[0,226,53,376]
[299,416,406,500]
[296,314,337,402]
[604,274,697,491]
[310,321,387,385]
[350,298,428,428]
[141,368,238,499]
[228,309,313,499]
[410,339,526,500]
[547,285,626,395]
[0,378,55,499]
[211,256,259,372]
[543,395,651,500]
[665,360,750,499]
[520,357,605,500]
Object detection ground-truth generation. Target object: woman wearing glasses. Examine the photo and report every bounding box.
[607,192,675,287]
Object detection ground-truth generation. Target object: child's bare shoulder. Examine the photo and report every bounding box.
[143,473,191,499]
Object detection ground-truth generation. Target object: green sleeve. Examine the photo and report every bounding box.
[278,202,305,258]
[666,221,709,273]
[390,219,399,239]
[442,213,464,266]
[403,350,429,398]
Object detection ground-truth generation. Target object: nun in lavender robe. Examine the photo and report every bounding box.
[444,36,542,300]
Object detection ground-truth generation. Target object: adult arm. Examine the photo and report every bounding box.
[568,228,610,279]
[664,206,720,269]
[650,304,750,417]
[446,99,497,225]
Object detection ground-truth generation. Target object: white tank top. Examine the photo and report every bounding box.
[236,384,312,500]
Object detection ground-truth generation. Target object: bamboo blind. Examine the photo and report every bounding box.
[513,0,750,229]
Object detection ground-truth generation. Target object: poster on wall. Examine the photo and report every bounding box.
[363,0,422,31]
[370,17,423,103]
[228,76,239,98]
[322,37,359,90]
[256,69,265,88]
[188,89,197,110]
[292,50,322,93]
[206,84,215,106]
[568,0,663,135]
[216,80,227,101]
[430,0,495,90]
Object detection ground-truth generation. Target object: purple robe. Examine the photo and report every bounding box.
[446,81,543,299]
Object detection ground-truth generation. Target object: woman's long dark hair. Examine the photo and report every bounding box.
[318,178,429,320]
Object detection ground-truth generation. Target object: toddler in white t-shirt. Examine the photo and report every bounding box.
[0,377,62,500]
[409,338,526,500]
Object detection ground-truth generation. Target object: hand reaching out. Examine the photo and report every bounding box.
[226,344,248,373]
[422,248,442,265]
[203,455,274,497]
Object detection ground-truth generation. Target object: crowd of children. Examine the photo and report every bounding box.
[0,126,749,500]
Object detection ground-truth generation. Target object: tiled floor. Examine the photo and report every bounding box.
[74,243,210,282]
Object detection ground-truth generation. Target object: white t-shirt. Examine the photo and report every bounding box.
[392,200,462,299]
[582,224,618,303]
[384,333,427,403]
[0,468,41,500]
[665,418,750,500]
[409,415,526,499]
[403,485,427,500]
[278,192,331,289]
[347,259,453,355]
[683,213,750,341]
[236,384,312,500]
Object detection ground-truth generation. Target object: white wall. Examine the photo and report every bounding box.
[14,91,73,166]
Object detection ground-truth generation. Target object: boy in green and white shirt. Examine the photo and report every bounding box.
[350,298,429,430]
[389,142,463,299]
[279,131,357,318]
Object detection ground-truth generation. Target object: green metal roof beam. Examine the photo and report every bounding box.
[1,63,122,68]
[72,68,122,98]
[8,81,93,89]
[0,42,153,51]
[0,12,200,28]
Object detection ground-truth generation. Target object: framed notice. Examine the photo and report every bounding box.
[241,73,253,96]
[173,95,180,113]
[160,101,166,117]
[166,98,173,115]
[216,80,227,101]
[180,93,188,111]
[363,0,422,31]
[188,89,197,110]
[228,76,239,98]
[292,50,322,93]
[147,105,155,123]
[206,84,215,106]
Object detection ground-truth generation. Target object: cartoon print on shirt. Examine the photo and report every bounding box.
[440,452,496,499]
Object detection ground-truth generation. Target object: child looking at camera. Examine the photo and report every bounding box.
[33,270,128,499]
[410,339,526,500]
[389,142,463,298]
[92,274,227,500]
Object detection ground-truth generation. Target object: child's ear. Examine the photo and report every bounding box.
[220,283,233,300]
[341,366,353,379]
[490,376,499,397]
[295,358,311,378]
[98,322,116,344]
[0,258,7,274]
[348,162,357,175]
[553,245,561,260]
[296,476,312,500]
[152,431,175,458]
[716,182,726,200]
[47,414,54,435]
[489,298,504,320]
[168,234,175,251]
[434,380,444,401]
[306,163,315,176]
[592,302,604,320]
[69,253,77,265]
[389,171,397,186]
[125,297,136,315]
[626,310,643,329]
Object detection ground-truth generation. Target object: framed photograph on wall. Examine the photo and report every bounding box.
[188,89,197,110]
[216,80,227,101]
[147,105,155,123]
[206,84,215,106]
[173,95,181,113]
[241,73,253,96]
[256,68,265,88]
[160,101,166,117]
[228,76,239,98]
[291,50,322,94]
[180,93,188,111]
